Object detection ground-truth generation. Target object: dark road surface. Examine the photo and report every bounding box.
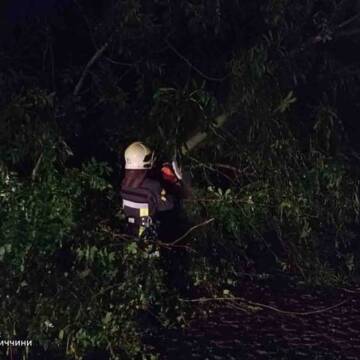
[147,276,360,360]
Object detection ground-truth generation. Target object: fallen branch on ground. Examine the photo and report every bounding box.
[339,287,360,294]
[180,296,349,316]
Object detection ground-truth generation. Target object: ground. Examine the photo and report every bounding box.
[147,275,360,359]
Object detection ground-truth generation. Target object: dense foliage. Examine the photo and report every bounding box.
[1,0,360,358]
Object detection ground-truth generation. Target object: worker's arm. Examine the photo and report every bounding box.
[150,181,176,212]
[161,162,192,199]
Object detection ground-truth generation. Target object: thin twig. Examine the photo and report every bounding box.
[183,197,264,207]
[165,39,228,82]
[91,283,123,300]
[213,163,243,174]
[31,153,43,181]
[106,339,116,360]
[155,240,196,253]
[339,287,360,294]
[104,57,138,66]
[243,298,348,316]
[170,218,215,245]
[73,42,109,96]
[187,154,236,184]
[214,163,256,176]
[101,225,195,252]
[183,198,244,203]
[180,296,349,316]
[98,224,134,242]
[145,308,168,327]
[225,299,252,314]
[337,12,360,29]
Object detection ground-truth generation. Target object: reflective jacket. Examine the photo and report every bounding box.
[120,177,175,237]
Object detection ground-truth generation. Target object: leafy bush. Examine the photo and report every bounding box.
[0,91,180,359]
[182,40,360,288]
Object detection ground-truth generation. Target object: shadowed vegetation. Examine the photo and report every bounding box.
[0,0,360,358]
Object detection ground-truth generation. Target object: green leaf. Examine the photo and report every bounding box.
[126,242,138,255]
[103,312,112,324]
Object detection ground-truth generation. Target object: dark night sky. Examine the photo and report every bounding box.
[2,0,71,23]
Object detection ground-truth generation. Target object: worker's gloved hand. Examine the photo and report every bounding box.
[161,162,181,184]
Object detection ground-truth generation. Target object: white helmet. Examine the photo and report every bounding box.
[124,141,155,169]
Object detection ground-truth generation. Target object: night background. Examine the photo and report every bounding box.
[1,1,360,359]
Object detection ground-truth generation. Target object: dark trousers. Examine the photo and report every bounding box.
[157,210,192,295]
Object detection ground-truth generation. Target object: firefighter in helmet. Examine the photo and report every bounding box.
[120,141,189,240]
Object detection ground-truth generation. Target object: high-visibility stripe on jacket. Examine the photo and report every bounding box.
[120,178,175,237]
